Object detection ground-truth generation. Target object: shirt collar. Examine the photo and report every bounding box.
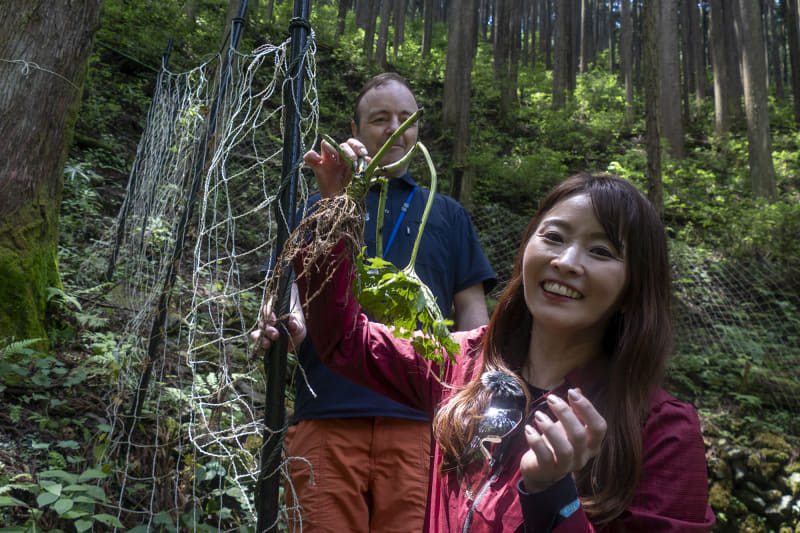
[369,170,417,192]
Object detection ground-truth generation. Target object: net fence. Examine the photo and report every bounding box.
[91,34,799,533]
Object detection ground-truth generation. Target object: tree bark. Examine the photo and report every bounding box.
[393,0,407,53]
[620,0,634,115]
[657,0,684,158]
[443,0,479,205]
[643,0,663,214]
[494,0,522,124]
[580,0,593,73]
[0,0,103,342]
[553,0,573,109]
[363,0,378,61]
[540,0,553,70]
[784,0,800,123]
[422,0,434,57]
[709,0,730,136]
[375,0,392,68]
[766,0,783,99]
[737,0,777,200]
[336,0,349,39]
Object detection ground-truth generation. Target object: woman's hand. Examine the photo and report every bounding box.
[302,138,369,198]
[519,388,607,493]
[249,284,307,357]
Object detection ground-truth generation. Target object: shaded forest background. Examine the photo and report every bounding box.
[1,0,800,531]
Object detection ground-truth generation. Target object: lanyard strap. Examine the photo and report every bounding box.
[383,185,418,259]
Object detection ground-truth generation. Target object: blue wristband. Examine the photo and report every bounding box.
[559,498,580,519]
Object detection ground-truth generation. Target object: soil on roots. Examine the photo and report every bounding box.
[267,194,364,314]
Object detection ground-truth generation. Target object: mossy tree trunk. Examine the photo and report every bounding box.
[0,0,103,344]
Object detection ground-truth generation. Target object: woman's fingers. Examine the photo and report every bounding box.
[520,390,607,492]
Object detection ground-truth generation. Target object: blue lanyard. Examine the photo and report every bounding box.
[383,185,418,259]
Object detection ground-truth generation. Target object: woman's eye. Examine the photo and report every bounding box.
[542,232,562,243]
[591,247,614,258]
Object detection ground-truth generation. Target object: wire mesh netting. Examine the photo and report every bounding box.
[91,33,800,533]
[97,36,318,530]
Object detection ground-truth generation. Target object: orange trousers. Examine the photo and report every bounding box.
[283,417,431,533]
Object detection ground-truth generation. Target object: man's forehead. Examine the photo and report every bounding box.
[358,82,417,114]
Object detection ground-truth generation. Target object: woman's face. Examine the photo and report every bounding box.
[522,193,628,340]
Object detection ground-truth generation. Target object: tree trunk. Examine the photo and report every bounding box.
[709,0,730,136]
[553,0,573,109]
[579,0,593,73]
[737,0,777,200]
[657,0,684,159]
[336,0,349,39]
[767,0,783,99]
[363,0,378,61]
[0,0,102,342]
[681,0,695,122]
[540,0,553,70]
[620,0,634,115]
[393,0,407,52]
[686,0,706,109]
[443,0,479,205]
[375,0,392,68]
[643,0,663,214]
[422,0,434,57]
[494,0,522,125]
[725,0,744,123]
[184,0,198,27]
[784,0,800,123]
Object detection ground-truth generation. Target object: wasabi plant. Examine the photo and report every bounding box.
[270,110,458,364]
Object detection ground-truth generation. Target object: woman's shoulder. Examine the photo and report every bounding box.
[644,388,705,443]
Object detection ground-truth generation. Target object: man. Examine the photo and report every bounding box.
[258,72,495,532]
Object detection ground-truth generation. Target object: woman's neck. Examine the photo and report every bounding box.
[523,322,600,389]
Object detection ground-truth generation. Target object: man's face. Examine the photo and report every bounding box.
[352,81,419,178]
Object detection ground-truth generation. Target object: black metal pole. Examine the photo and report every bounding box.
[128,1,249,424]
[255,1,311,531]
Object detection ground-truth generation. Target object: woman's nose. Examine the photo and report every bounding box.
[551,245,583,274]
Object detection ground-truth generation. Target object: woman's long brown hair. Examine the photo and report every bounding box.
[432,173,673,525]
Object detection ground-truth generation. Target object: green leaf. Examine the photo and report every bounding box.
[74,519,94,533]
[40,470,77,483]
[41,481,63,496]
[0,495,28,508]
[36,491,59,507]
[92,513,125,527]
[77,467,109,483]
[52,497,74,515]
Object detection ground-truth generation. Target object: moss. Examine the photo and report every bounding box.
[0,186,62,348]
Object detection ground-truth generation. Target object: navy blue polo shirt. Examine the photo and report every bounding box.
[291,172,496,422]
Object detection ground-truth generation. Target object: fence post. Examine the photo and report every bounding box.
[255,1,311,531]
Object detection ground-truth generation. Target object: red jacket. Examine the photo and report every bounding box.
[295,248,715,532]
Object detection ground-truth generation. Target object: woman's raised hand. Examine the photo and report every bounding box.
[519,388,607,493]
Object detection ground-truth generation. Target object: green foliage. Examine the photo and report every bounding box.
[356,252,459,364]
[0,467,121,533]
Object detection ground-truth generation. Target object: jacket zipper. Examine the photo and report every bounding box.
[462,472,499,533]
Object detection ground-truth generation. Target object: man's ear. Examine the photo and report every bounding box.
[351,121,358,137]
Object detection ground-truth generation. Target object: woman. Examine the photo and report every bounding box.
[262,169,715,532]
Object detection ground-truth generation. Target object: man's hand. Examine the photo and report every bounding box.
[519,388,607,493]
[303,138,369,198]
[250,284,307,357]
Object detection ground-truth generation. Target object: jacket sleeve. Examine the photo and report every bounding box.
[523,396,715,533]
[292,241,449,416]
